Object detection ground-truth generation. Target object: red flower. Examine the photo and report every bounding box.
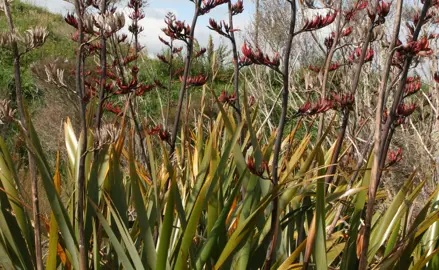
[199,0,228,15]
[65,13,78,29]
[181,74,209,87]
[404,79,421,97]
[297,101,312,115]
[344,1,368,21]
[147,125,170,142]
[123,55,138,65]
[231,0,244,15]
[396,103,417,117]
[307,99,333,116]
[241,42,280,69]
[387,148,403,167]
[159,36,170,47]
[332,93,355,111]
[302,12,337,31]
[348,47,374,64]
[308,65,320,72]
[157,54,169,64]
[104,102,122,115]
[342,27,353,37]
[173,47,183,54]
[218,90,237,104]
[135,83,156,96]
[195,48,207,58]
[173,68,184,77]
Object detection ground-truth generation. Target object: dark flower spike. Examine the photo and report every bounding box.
[308,99,333,116]
[163,18,192,42]
[173,68,184,77]
[297,101,312,115]
[231,0,244,15]
[195,48,207,58]
[65,13,79,29]
[324,35,334,50]
[180,74,209,87]
[123,54,138,65]
[199,0,228,16]
[218,90,237,104]
[387,148,403,167]
[159,36,171,47]
[147,125,171,142]
[332,93,355,111]
[396,103,417,117]
[344,1,368,21]
[242,42,280,70]
[135,83,156,96]
[104,102,122,115]
[173,47,183,54]
[157,54,169,64]
[118,34,128,43]
[342,27,353,37]
[237,56,253,69]
[404,79,421,97]
[348,47,374,64]
[302,12,337,32]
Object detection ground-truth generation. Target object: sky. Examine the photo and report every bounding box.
[26,0,255,55]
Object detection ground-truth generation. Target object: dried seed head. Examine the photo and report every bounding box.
[0,99,16,124]
[23,26,48,50]
[94,124,121,148]
[95,12,125,34]
[44,62,67,87]
[0,32,15,48]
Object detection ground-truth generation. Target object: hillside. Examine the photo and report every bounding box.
[0,1,75,101]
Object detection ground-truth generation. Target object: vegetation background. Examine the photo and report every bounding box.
[1,0,439,269]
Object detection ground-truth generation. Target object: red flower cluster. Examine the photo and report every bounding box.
[231,0,244,15]
[157,54,169,64]
[297,99,333,116]
[237,56,253,69]
[65,13,78,29]
[398,37,432,56]
[348,47,374,64]
[387,148,403,167]
[208,19,239,38]
[342,27,353,37]
[104,102,122,115]
[180,74,209,87]
[344,1,368,21]
[332,93,355,111]
[368,1,391,22]
[218,90,237,104]
[302,12,337,32]
[396,103,417,117]
[241,42,280,70]
[404,78,421,97]
[147,125,171,142]
[195,48,207,58]
[199,0,228,15]
[162,17,191,42]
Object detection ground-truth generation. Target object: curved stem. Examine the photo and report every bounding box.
[264,1,296,269]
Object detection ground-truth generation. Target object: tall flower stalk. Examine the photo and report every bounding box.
[2,1,43,269]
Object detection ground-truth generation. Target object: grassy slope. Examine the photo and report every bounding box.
[0,1,75,100]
